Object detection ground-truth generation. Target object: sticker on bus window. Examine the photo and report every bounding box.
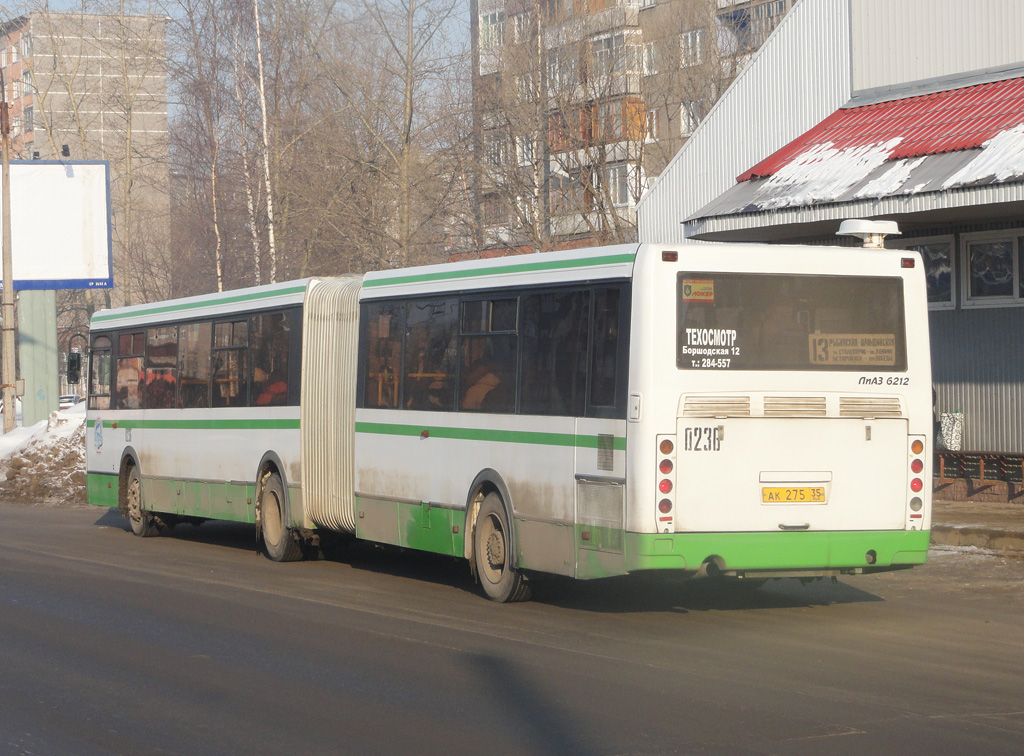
[681,279,714,303]
[808,334,897,366]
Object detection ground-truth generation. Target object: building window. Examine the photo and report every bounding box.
[483,131,508,167]
[639,0,656,8]
[515,135,534,166]
[598,99,622,141]
[642,41,658,76]
[646,108,659,140]
[10,44,18,64]
[2,47,7,68]
[480,11,504,49]
[21,34,30,58]
[550,170,593,215]
[960,231,1024,307]
[23,106,32,132]
[512,13,532,43]
[680,28,704,67]
[681,101,701,135]
[603,163,631,207]
[542,0,568,21]
[894,236,954,309]
[481,193,507,226]
[12,80,20,100]
[547,48,577,92]
[11,116,20,137]
[514,73,533,102]
[592,33,639,78]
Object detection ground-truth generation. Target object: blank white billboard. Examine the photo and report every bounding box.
[0,161,112,290]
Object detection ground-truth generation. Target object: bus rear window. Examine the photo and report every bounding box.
[677,273,907,372]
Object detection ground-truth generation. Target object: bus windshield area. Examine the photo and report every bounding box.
[677,272,907,372]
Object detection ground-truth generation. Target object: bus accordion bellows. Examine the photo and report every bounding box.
[86,242,932,602]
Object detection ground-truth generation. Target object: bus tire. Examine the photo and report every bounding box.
[126,466,158,538]
[261,473,302,562]
[474,492,530,603]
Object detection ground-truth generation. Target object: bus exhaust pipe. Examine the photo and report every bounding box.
[695,558,724,580]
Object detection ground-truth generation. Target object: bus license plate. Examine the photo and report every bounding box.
[761,486,826,504]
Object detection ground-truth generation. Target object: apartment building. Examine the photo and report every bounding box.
[469,0,795,256]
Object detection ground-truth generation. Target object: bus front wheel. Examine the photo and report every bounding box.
[261,473,302,562]
[474,493,530,603]
[126,466,158,538]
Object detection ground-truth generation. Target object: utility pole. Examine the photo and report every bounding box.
[0,66,15,434]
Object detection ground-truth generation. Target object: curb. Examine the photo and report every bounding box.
[931,524,1024,554]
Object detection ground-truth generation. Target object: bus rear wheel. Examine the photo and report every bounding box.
[261,473,302,562]
[126,466,158,538]
[474,493,530,603]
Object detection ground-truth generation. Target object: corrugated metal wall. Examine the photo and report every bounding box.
[931,307,1024,453]
[637,0,852,243]
[851,0,1024,93]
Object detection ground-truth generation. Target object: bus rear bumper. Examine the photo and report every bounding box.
[624,529,930,575]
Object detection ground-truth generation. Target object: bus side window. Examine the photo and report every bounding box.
[89,335,112,411]
[178,321,212,409]
[212,320,248,408]
[251,311,291,406]
[145,326,178,409]
[589,287,627,415]
[115,331,145,409]
[460,298,517,413]
[361,301,405,409]
[520,289,589,416]
[404,299,457,411]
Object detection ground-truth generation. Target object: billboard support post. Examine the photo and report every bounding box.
[19,290,57,427]
[1,84,14,434]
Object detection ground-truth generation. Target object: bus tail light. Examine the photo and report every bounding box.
[907,436,927,528]
[656,434,677,533]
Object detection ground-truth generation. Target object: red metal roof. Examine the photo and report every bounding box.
[738,77,1024,182]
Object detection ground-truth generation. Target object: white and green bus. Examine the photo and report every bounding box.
[86,243,932,601]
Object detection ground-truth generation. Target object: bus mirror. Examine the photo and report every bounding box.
[67,352,82,384]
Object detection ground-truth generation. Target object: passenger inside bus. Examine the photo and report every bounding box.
[462,359,502,410]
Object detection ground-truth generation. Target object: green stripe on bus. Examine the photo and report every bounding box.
[86,418,299,430]
[91,284,309,323]
[362,252,636,288]
[355,421,625,450]
[622,529,931,573]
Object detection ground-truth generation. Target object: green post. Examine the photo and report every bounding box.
[18,289,58,426]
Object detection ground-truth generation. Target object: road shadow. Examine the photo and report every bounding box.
[464,652,604,756]
[92,510,884,613]
[324,536,882,612]
[527,571,883,614]
[93,508,260,554]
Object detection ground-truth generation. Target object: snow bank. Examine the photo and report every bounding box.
[0,402,87,506]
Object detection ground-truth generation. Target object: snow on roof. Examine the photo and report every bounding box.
[739,77,1024,182]
[691,76,1024,221]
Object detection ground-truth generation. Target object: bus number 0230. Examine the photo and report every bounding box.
[683,426,721,452]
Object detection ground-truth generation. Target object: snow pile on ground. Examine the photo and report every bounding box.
[0,402,87,506]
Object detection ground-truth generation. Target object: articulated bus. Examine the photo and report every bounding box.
[86,243,932,601]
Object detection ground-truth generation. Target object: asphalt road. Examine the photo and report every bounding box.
[2,502,1023,756]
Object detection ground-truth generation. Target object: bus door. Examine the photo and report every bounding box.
[574,417,627,576]
[573,284,630,578]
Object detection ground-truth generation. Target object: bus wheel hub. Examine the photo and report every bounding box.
[486,531,505,568]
